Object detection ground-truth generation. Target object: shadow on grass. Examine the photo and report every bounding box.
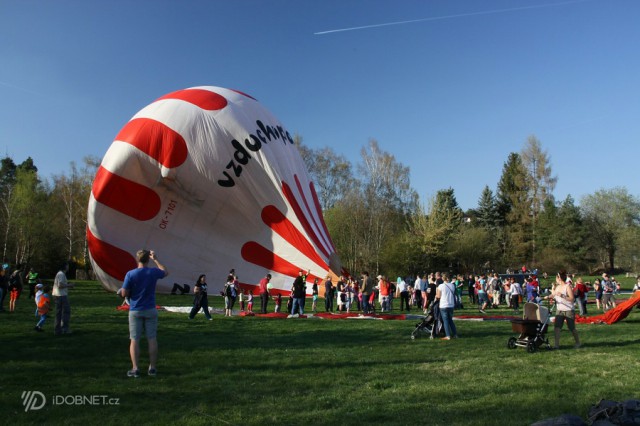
[578,338,640,348]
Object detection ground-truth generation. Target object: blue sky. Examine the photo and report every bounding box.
[1,0,638,210]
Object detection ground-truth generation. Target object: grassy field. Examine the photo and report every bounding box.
[2,279,639,426]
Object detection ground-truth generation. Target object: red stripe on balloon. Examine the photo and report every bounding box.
[261,205,329,270]
[92,166,161,221]
[309,181,336,251]
[87,228,137,281]
[293,175,332,254]
[282,181,331,259]
[155,88,228,111]
[229,89,257,101]
[241,241,320,287]
[115,118,188,169]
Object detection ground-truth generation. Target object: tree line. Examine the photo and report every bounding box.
[2,134,639,280]
[0,156,97,279]
[297,135,640,278]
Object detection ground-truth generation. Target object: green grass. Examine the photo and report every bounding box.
[2,281,640,425]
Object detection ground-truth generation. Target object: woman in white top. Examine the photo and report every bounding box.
[436,275,458,340]
[509,278,523,313]
[548,270,580,349]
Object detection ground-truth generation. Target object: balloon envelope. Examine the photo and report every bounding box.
[88,86,343,294]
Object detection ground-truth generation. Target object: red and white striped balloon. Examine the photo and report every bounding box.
[88,86,343,294]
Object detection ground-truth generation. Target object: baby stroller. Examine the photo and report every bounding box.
[507,302,551,353]
[411,302,443,340]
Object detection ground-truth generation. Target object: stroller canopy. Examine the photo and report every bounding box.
[523,302,549,323]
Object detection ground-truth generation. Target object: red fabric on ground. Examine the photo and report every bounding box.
[116,305,163,311]
[254,312,299,318]
[576,291,640,324]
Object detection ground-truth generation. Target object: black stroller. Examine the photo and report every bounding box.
[411,302,444,340]
[507,302,551,353]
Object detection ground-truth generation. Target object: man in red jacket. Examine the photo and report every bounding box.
[259,273,271,314]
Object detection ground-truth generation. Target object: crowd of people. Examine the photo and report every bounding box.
[0,261,73,335]
[463,271,625,316]
[8,250,636,377]
[180,268,631,323]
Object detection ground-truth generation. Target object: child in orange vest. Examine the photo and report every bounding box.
[35,286,51,332]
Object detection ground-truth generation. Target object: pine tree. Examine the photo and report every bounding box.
[495,153,530,265]
[476,185,499,230]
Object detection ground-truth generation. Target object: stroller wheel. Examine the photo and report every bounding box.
[507,337,517,349]
[527,342,537,353]
[411,335,416,340]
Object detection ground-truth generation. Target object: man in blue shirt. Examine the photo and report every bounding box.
[119,250,168,378]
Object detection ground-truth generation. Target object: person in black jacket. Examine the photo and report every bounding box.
[324,276,334,312]
[290,270,307,316]
[189,274,212,320]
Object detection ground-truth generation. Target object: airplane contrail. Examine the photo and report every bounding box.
[0,80,42,96]
[314,0,591,35]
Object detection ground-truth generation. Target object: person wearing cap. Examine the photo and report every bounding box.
[34,285,51,332]
[34,283,44,316]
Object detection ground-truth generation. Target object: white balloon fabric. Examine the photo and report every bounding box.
[88,86,343,294]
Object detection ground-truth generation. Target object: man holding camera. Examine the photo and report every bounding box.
[118,250,168,378]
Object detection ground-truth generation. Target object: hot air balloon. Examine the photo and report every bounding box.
[87,86,343,295]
